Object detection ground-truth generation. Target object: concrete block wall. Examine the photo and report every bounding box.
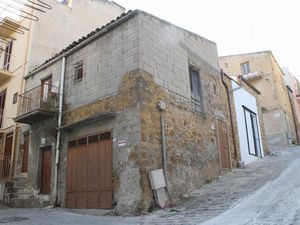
[138,12,220,99]
[61,11,220,111]
[25,61,62,91]
[64,16,140,110]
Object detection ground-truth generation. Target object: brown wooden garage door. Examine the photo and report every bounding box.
[66,132,112,209]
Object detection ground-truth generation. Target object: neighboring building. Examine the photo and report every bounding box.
[14,10,234,214]
[282,67,300,142]
[0,0,124,202]
[223,73,269,165]
[219,51,297,149]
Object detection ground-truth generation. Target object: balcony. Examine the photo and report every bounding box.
[0,153,11,179]
[242,71,263,81]
[14,84,59,124]
[0,17,21,37]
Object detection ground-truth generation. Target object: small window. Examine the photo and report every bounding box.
[13,92,18,104]
[75,62,83,82]
[189,66,202,112]
[241,61,250,75]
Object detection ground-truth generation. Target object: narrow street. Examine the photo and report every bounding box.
[1,147,300,225]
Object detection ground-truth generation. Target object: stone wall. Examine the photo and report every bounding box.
[61,69,231,214]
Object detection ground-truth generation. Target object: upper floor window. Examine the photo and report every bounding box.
[189,66,202,112]
[75,61,83,82]
[3,41,13,71]
[241,61,250,75]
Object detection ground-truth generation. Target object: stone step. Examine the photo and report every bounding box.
[6,187,34,195]
[5,182,14,188]
[10,198,42,208]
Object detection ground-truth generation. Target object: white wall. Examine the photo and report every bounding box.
[232,80,264,164]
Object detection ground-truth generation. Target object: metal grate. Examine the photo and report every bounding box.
[88,134,99,143]
[78,137,87,146]
[100,132,111,141]
[68,140,77,148]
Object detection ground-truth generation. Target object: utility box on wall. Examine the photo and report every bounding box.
[149,169,168,208]
[149,169,166,190]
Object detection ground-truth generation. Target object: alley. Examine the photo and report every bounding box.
[1,147,300,225]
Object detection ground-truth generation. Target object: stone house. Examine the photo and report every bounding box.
[222,73,269,165]
[0,0,124,203]
[282,68,300,142]
[219,51,297,150]
[14,10,234,214]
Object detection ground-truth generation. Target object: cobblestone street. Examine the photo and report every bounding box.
[1,147,300,225]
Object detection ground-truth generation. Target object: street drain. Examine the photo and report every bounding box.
[0,217,29,224]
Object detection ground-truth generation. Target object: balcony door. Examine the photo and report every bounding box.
[3,41,13,71]
[41,76,52,101]
[0,90,6,128]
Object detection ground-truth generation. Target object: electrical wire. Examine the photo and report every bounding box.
[0,2,39,21]
[12,0,46,13]
[27,0,52,10]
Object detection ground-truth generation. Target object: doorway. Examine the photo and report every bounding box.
[217,119,231,170]
[40,146,52,194]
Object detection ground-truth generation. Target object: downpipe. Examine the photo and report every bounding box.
[53,56,66,206]
[158,101,173,206]
[221,69,238,162]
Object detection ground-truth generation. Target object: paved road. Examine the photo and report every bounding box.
[1,147,300,225]
[201,156,300,225]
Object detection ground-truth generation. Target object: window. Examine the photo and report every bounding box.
[3,41,13,71]
[189,66,202,112]
[41,76,52,101]
[240,61,250,74]
[13,92,18,104]
[21,132,30,173]
[75,62,84,82]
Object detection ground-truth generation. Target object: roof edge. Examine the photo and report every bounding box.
[219,50,272,58]
[25,10,139,78]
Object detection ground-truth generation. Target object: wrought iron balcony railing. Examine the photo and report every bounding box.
[16,84,59,122]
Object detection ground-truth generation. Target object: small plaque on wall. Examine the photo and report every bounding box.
[41,138,46,145]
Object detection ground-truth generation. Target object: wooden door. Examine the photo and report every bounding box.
[2,132,13,177]
[0,90,6,128]
[66,132,112,209]
[217,119,231,170]
[40,146,52,194]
